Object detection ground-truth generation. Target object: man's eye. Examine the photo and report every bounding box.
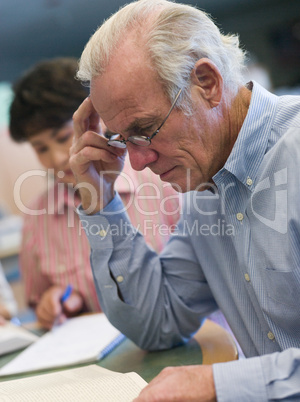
[109,134,122,141]
[132,126,154,136]
[143,125,154,132]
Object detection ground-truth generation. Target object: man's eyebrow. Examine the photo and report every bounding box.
[124,116,158,133]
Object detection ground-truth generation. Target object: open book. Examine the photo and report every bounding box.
[0,364,147,401]
[0,321,38,356]
[0,313,124,376]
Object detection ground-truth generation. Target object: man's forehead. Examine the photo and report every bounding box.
[91,72,164,131]
[90,79,140,123]
[93,91,160,135]
[90,69,145,116]
[90,38,161,107]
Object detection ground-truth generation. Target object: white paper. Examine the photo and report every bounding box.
[0,314,123,376]
[0,365,148,401]
[0,322,38,356]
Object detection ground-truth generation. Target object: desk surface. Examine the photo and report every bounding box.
[0,319,238,383]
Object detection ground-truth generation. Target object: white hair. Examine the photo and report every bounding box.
[77,0,246,112]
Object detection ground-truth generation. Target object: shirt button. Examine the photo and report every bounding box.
[116,275,124,283]
[267,331,275,340]
[244,273,250,282]
[98,229,107,237]
[236,213,244,221]
[246,177,253,186]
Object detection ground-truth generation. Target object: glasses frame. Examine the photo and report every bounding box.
[107,88,182,148]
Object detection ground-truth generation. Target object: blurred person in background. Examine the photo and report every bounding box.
[9,57,180,329]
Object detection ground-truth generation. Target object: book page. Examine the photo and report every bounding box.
[0,322,38,356]
[0,314,123,376]
[0,365,148,402]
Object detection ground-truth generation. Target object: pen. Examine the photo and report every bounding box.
[60,284,73,304]
[52,285,73,328]
[10,317,21,326]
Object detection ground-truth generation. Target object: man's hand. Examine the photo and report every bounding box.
[70,97,126,214]
[36,286,84,329]
[133,365,216,402]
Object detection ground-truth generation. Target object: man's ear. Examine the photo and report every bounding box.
[190,58,223,108]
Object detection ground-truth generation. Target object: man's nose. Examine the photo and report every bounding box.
[127,145,158,171]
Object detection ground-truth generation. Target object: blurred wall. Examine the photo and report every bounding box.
[0,0,299,90]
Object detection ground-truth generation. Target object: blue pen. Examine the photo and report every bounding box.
[60,285,73,304]
[52,285,73,328]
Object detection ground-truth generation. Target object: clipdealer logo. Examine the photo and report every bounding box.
[251,168,287,234]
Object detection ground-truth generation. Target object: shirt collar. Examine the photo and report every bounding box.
[214,81,278,189]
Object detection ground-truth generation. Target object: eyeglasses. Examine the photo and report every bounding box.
[107,88,182,148]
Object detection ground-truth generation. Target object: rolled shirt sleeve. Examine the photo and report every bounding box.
[213,348,300,401]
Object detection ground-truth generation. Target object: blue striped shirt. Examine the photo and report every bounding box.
[79,82,300,401]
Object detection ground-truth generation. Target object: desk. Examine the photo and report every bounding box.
[99,319,238,382]
[0,319,238,383]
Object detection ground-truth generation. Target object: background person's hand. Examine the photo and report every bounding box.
[0,313,7,326]
[36,286,84,329]
[0,304,12,323]
[70,97,126,214]
[133,364,216,402]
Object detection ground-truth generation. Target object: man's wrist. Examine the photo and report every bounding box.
[79,186,114,215]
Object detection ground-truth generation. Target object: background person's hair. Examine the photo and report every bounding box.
[10,57,88,142]
[77,0,246,113]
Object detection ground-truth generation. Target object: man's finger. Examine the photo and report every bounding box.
[73,97,100,140]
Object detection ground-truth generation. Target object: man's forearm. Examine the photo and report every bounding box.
[78,194,215,350]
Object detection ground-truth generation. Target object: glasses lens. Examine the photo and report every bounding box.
[107,139,127,149]
[129,136,150,147]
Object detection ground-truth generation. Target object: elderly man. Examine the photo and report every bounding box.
[70,0,300,400]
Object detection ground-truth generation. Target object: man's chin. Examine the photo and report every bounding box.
[162,178,191,193]
[166,178,213,194]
